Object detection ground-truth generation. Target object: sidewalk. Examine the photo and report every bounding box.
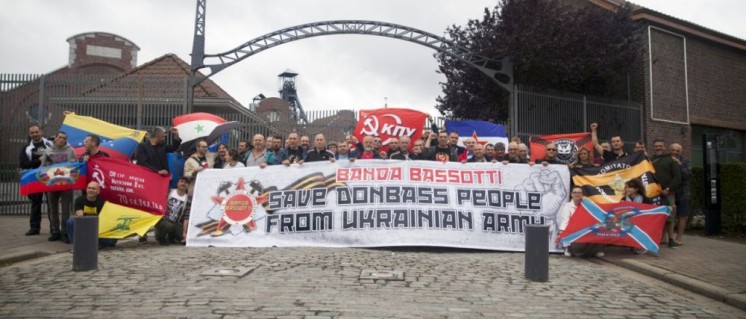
[598,234,746,310]
[1,215,745,311]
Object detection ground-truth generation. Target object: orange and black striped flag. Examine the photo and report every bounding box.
[571,152,661,204]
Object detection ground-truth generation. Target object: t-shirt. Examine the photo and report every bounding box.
[74,196,105,216]
[602,150,628,163]
[285,148,304,164]
[166,190,188,222]
[429,146,456,162]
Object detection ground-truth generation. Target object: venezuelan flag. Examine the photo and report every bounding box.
[20,161,87,195]
[60,114,146,161]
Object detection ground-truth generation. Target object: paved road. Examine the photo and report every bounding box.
[2,244,744,318]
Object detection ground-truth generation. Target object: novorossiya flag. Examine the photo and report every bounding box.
[530,132,593,164]
[353,108,427,152]
[570,152,661,204]
[19,161,87,195]
[558,198,669,254]
[98,201,163,239]
[61,113,146,161]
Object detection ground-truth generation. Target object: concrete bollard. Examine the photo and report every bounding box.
[525,224,549,282]
[72,216,98,271]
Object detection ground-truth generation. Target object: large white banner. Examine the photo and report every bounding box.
[186,160,570,252]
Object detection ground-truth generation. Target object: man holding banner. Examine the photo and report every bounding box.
[40,131,77,242]
[18,124,54,236]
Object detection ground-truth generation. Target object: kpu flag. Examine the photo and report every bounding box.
[444,120,508,149]
[98,202,162,239]
[571,152,661,204]
[530,132,592,164]
[61,113,146,161]
[353,108,427,152]
[88,157,170,215]
[559,199,669,254]
[20,161,87,195]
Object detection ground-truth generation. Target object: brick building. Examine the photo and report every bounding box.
[589,0,746,166]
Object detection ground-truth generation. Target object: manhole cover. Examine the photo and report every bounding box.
[359,269,404,281]
[200,266,256,277]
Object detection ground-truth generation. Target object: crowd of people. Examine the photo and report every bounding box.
[19,120,692,254]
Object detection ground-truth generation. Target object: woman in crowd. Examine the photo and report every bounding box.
[569,146,596,169]
[222,149,245,169]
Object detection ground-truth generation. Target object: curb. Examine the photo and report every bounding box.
[0,250,52,266]
[604,257,746,311]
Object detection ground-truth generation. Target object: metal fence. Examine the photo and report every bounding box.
[514,84,642,148]
[1,74,641,215]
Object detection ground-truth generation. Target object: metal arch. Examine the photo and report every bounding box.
[193,20,513,92]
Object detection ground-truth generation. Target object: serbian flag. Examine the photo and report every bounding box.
[173,113,241,154]
[571,152,662,204]
[444,120,508,149]
[61,113,146,161]
[98,202,162,239]
[88,157,170,215]
[530,132,592,164]
[559,199,669,254]
[353,108,427,152]
[20,161,87,195]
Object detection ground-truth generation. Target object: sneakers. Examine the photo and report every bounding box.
[634,249,648,255]
[564,248,571,257]
[668,241,682,248]
[48,233,61,242]
[25,229,40,236]
[60,235,71,244]
[595,252,605,258]
[138,234,148,244]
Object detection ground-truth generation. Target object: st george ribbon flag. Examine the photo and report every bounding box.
[98,202,162,239]
[20,161,87,195]
[530,132,593,164]
[571,152,662,204]
[61,113,146,161]
[353,108,427,151]
[444,120,508,148]
[87,157,170,215]
[558,198,669,254]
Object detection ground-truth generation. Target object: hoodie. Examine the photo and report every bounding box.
[40,143,76,166]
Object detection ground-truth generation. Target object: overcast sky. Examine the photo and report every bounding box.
[1,0,744,117]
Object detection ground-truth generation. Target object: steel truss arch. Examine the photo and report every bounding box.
[192,20,512,92]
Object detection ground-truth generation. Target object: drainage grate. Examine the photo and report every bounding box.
[359,269,404,281]
[200,266,256,277]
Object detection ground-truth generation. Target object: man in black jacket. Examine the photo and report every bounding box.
[136,126,181,176]
[304,133,335,163]
[427,132,458,162]
[18,124,54,236]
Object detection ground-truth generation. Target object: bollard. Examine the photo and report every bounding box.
[73,216,98,271]
[525,224,549,282]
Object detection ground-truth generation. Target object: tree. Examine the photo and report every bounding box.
[435,0,642,120]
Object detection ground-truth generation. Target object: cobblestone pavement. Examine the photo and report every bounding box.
[2,245,744,319]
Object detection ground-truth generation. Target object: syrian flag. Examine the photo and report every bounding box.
[444,120,508,148]
[173,113,242,154]
[558,199,669,254]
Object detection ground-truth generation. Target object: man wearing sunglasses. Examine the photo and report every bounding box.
[540,142,563,165]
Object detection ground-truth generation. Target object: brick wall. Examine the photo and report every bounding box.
[635,23,746,158]
[66,32,139,74]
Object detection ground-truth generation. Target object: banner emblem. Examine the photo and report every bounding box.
[554,139,578,162]
[209,178,268,236]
